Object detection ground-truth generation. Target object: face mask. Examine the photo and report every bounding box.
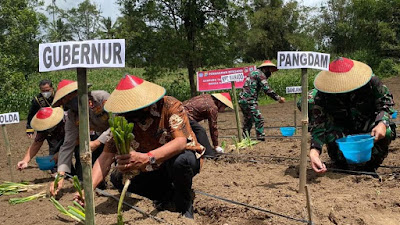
[265,71,272,78]
[41,91,52,99]
[64,96,79,112]
[123,108,149,123]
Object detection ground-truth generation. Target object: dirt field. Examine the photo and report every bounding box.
[1,76,400,225]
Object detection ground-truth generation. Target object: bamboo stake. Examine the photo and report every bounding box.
[231,81,242,142]
[1,125,14,182]
[294,93,297,134]
[77,68,95,225]
[299,68,308,193]
[305,185,313,225]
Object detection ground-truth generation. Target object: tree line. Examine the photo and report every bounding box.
[1,0,399,97]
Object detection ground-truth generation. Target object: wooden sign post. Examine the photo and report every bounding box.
[278,51,330,193]
[221,73,245,142]
[0,112,20,182]
[39,39,126,225]
[286,86,302,134]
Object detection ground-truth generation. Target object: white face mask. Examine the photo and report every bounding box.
[41,91,52,99]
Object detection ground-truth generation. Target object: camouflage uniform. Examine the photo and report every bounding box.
[239,69,281,138]
[310,76,396,168]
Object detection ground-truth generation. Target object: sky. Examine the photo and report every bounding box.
[42,0,327,22]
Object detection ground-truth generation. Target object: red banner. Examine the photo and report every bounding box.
[196,65,257,92]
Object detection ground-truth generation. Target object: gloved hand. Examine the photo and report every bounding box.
[215,146,224,153]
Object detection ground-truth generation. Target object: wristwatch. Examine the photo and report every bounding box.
[145,152,157,172]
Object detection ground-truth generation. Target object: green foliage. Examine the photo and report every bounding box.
[376,59,399,78]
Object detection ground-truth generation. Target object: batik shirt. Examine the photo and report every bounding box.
[310,76,395,151]
[183,94,219,147]
[239,69,280,104]
[106,96,205,159]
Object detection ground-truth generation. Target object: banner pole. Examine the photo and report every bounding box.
[299,68,309,193]
[77,68,95,225]
[1,124,14,182]
[231,81,242,142]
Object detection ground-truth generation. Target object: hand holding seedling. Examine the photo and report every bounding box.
[116,151,149,172]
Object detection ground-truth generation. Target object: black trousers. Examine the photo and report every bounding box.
[74,134,104,181]
[46,135,63,156]
[189,120,215,156]
[110,150,200,214]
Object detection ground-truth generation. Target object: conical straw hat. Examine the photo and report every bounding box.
[314,57,372,93]
[52,80,77,106]
[257,60,278,72]
[211,93,233,109]
[30,107,64,131]
[104,75,166,113]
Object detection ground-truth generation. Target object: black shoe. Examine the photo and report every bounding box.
[183,204,194,219]
[154,200,176,212]
[256,136,265,141]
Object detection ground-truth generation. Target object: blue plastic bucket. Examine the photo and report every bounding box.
[35,155,55,170]
[279,127,296,137]
[392,111,397,119]
[335,134,374,164]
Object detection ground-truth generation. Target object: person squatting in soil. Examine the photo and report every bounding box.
[17,107,65,171]
[183,93,233,156]
[26,80,60,155]
[239,60,286,141]
[75,75,205,219]
[49,80,110,195]
[308,57,396,173]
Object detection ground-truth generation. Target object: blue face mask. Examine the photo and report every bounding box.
[41,91,52,99]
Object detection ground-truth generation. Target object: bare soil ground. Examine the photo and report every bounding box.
[1,76,400,225]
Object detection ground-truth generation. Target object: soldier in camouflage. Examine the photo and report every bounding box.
[239,60,285,141]
[309,57,396,173]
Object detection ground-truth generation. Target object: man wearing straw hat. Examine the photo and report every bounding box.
[309,57,396,173]
[17,107,65,171]
[80,75,204,219]
[49,79,110,196]
[239,60,286,141]
[183,92,233,156]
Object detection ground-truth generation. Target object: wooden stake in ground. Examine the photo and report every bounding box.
[299,68,309,193]
[294,93,297,134]
[77,68,95,225]
[1,124,14,182]
[231,81,242,142]
[305,185,314,225]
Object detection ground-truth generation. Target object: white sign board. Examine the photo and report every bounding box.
[0,112,20,125]
[39,39,125,72]
[220,73,245,84]
[277,51,330,71]
[286,86,302,94]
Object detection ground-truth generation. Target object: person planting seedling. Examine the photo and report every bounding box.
[307,57,396,173]
[183,92,234,156]
[49,79,110,196]
[75,75,205,219]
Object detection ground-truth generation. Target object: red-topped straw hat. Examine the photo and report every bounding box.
[104,75,166,113]
[52,80,78,106]
[314,57,372,93]
[30,107,64,131]
[211,92,233,109]
[257,60,278,72]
